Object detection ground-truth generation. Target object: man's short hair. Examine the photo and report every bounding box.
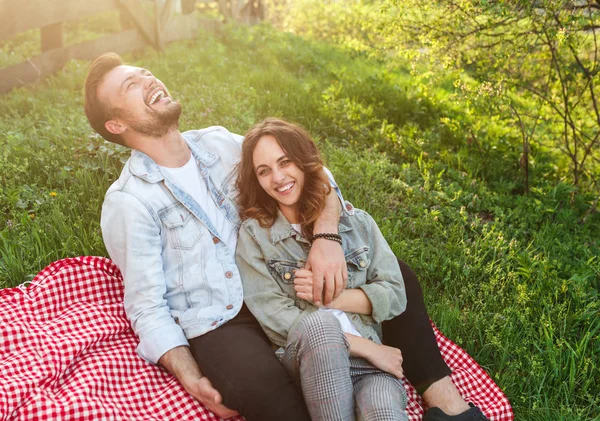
[84,52,124,145]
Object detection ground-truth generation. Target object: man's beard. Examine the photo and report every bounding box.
[117,101,182,138]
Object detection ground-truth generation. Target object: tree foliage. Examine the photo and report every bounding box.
[386,0,600,200]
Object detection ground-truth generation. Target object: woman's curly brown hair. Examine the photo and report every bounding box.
[237,118,331,239]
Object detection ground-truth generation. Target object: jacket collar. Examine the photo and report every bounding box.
[128,132,219,183]
[270,210,353,245]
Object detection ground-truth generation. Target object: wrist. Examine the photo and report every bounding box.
[352,335,377,359]
[180,370,204,389]
[312,221,338,235]
[325,290,345,310]
[310,232,342,245]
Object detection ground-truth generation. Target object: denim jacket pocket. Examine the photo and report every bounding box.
[267,260,309,310]
[345,247,370,287]
[267,260,303,284]
[159,203,204,250]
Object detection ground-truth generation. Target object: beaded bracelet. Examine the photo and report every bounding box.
[310,232,342,245]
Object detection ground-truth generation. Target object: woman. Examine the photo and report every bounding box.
[235,117,409,421]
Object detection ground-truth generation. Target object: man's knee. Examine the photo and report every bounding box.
[235,363,309,421]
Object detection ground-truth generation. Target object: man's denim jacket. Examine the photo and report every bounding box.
[235,208,407,348]
[101,126,346,364]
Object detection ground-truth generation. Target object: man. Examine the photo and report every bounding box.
[85,52,345,421]
[84,52,489,421]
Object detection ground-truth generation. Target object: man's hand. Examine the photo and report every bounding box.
[305,239,347,306]
[183,375,239,419]
[158,346,238,419]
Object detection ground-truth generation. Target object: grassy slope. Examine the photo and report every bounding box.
[1,24,599,420]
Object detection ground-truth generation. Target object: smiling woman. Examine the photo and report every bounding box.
[253,134,307,221]
[235,118,410,421]
[237,118,330,240]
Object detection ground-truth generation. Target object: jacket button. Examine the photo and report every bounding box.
[359,260,366,268]
[174,317,180,325]
[225,271,233,278]
[284,272,292,280]
[211,321,218,327]
[213,237,220,244]
[226,304,234,310]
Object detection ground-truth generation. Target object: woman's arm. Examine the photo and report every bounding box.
[294,270,372,315]
[345,334,404,379]
[295,211,407,323]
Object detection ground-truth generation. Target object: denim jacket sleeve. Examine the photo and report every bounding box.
[101,190,188,364]
[230,132,244,147]
[235,224,311,346]
[357,212,407,324]
[322,166,352,217]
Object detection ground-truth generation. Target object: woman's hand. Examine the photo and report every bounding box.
[363,342,404,379]
[294,269,322,306]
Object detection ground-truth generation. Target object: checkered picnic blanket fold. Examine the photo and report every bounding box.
[0,257,513,421]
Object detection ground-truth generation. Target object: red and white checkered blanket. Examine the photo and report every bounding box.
[0,256,513,420]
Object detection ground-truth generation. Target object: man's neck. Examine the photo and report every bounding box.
[129,129,191,168]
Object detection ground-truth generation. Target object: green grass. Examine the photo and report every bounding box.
[1,23,599,420]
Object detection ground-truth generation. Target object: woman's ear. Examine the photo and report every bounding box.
[105,119,126,135]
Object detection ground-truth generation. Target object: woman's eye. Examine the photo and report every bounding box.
[258,168,270,176]
[280,159,291,166]
[127,82,136,89]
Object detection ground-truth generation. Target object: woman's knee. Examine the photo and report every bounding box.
[355,374,408,421]
[289,311,346,349]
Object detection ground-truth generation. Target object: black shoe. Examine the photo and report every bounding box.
[423,403,490,421]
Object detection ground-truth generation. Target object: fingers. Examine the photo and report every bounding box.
[294,270,315,303]
[197,377,221,404]
[392,350,403,378]
[210,404,239,419]
[296,292,311,301]
[323,272,335,305]
[195,378,238,418]
[294,284,313,296]
[294,269,312,279]
[293,277,312,286]
[312,267,324,306]
[333,267,344,300]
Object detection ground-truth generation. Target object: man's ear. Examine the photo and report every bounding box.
[105,119,126,135]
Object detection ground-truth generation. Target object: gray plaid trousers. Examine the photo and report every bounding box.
[282,311,408,421]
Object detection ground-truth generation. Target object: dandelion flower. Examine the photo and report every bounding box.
[49,191,57,197]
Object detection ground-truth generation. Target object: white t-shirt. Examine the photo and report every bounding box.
[291,224,362,337]
[160,155,237,250]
